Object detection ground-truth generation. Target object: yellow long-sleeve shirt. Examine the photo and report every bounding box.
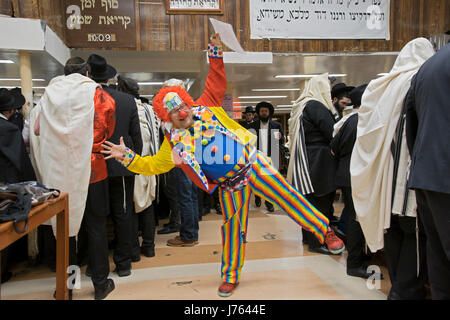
[127,137,175,176]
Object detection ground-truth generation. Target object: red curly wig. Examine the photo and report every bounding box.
[152,86,195,122]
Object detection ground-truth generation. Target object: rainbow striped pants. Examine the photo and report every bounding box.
[219,151,330,284]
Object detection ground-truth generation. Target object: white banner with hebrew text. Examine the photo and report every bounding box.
[250,0,390,40]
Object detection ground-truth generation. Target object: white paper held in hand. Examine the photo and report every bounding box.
[209,18,245,53]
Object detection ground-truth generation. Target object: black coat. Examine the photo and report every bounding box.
[302,100,337,196]
[102,86,143,177]
[248,119,285,165]
[330,113,358,188]
[0,117,36,184]
[406,43,450,194]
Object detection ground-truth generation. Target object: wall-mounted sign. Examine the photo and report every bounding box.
[166,0,224,15]
[250,0,390,40]
[64,0,136,48]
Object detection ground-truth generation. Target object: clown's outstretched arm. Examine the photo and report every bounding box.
[195,34,226,107]
[102,136,175,176]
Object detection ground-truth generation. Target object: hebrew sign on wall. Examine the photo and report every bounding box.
[166,0,224,14]
[64,0,136,48]
[250,0,390,40]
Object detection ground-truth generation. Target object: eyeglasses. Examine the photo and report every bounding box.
[169,104,189,114]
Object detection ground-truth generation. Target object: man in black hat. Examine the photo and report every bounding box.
[331,83,354,119]
[249,101,285,212]
[87,54,142,277]
[8,88,26,131]
[330,84,384,279]
[0,88,36,284]
[240,106,256,129]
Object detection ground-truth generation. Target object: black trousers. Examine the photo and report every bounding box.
[162,168,180,226]
[342,187,366,269]
[384,214,427,299]
[84,179,110,290]
[108,176,135,271]
[302,191,335,249]
[416,189,450,299]
[37,225,77,270]
[131,204,156,257]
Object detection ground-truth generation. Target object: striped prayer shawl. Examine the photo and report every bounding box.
[291,115,314,195]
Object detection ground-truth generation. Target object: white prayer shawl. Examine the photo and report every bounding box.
[350,38,435,252]
[287,73,337,187]
[133,98,159,213]
[29,73,98,237]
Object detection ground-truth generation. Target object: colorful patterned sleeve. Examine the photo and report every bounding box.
[208,44,223,59]
[118,137,176,176]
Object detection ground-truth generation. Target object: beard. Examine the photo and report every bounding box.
[259,115,270,123]
[334,102,342,116]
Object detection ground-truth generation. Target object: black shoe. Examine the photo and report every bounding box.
[308,245,333,255]
[347,266,384,280]
[157,225,179,235]
[131,254,141,262]
[1,271,12,284]
[266,203,274,212]
[53,289,73,300]
[114,268,131,277]
[85,267,92,277]
[141,246,155,258]
[94,279,115,300]
[387,290,403,300]
[255,197,261,207]
[202,207,211,216]
[214,204,222,215]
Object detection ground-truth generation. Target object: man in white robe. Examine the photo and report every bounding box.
[29,63,98,268]
[350,38,435,253]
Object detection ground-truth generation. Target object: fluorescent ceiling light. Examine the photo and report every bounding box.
[275,74,347,79]
[233,101,271,105]
[2,85,46,88]
[0,60,14,64]
[377,73,389,76]
[252,88,300,92]
[137,82,164,86]
[0,78,46,82]
[238,96,287,99]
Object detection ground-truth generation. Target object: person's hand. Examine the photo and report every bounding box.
[101,136,126,160]
[274,132,282,140]
[210,33,222,47]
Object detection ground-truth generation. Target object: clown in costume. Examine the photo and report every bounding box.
[102,51,345,299]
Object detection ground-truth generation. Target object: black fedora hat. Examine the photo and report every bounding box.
[256,101,274,116]
[0,88,18,112]
[243,106,255,114]
[349,84,368,107]
[10,87,26,108]
[331,83,355,99]
[87,54,117,81]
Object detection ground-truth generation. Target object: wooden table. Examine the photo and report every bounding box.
[0,193,69,300]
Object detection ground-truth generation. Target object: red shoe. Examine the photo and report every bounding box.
[218,282,238,297]
[324,228,345,254]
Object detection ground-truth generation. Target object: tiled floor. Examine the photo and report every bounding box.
[1,200,390,300]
